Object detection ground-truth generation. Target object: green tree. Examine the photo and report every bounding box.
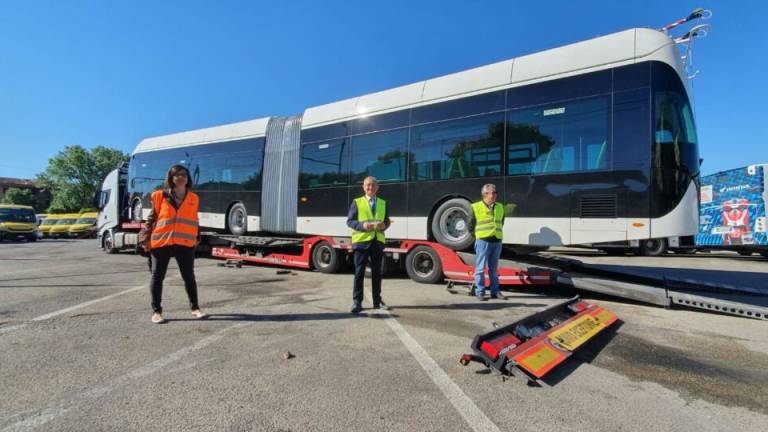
[36,145,129,212]
[1,187,36,207]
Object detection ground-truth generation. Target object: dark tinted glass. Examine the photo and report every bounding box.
[411,91,505,125]
[613,88,651,169]
[507,70,611,109]
[506,96,610,175]
[350,110,410,135]
[351,129,408,183]
[410,112,504,181]
[0,208,35,223]
[653,64,699,175]
[301,122,350,143]
[299,138,350,188]
[216,138,265,191]
[614,62,650,92]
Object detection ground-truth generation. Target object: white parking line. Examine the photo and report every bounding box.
[381,311,502,432]
[0,283,148,335]
[0,321,252,431]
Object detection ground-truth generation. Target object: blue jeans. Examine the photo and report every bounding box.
[474,239,502,297]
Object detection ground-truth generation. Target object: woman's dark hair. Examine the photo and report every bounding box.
[164,165,193,190]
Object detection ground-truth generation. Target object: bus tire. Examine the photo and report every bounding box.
[431,198,473,251]
[312,240,342,273]
[103,231,118,254]
[639,238,667,256]
[405,245,443,284]
[130,198,143,222]
[226,203,248,236]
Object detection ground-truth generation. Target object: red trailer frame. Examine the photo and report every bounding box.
[211,235,555,287]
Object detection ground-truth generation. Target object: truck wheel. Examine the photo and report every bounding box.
[103,232,118,254]
[431,198,474,251]
[312,240,343,273]
[405,245,443,284]
[639,238,667,256]
[227,203,248,236]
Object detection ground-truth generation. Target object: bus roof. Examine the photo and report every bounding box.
[132,27,681,154]
[302,28,682,128]
[133,117,270,155]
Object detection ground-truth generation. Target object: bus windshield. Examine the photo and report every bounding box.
[0,208,36,223]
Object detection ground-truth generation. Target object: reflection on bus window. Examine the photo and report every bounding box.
[351,129,408,183]
[410,112,504,181]
[299,139,350,188]
[506,96,610,175]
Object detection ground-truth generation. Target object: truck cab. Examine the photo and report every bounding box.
[95,165,138,253]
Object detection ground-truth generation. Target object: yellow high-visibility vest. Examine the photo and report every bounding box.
[351,196,386,244]
[472,201,504,240]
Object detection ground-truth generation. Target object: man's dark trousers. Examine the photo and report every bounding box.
[353,241,383,307]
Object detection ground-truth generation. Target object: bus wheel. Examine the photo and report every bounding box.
[639,238,667,256]
[405,245,443,284]
[312,240,342,273]
[226,203,248,236]
[131,199,143,222]
[103,232,117,254]
[431,198,473,251]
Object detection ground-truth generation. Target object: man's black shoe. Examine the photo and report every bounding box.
[350,304,362,314]
[374,301,391,311]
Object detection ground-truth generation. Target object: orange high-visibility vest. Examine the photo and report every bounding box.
[149,190,199,249]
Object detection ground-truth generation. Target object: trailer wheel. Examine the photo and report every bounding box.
[103,232,118,254]
[226,203,248,236]
[431,198,474,251]
[312,241,343,273]
[638,238,667,256]
[405,245,443,284]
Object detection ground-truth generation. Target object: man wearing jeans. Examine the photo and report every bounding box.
[469,184,505,300]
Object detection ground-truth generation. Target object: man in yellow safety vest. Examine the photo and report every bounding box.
[346,176,391,314]
[469,183,505,300]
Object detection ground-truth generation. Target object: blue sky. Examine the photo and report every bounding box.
[0,0,765,179]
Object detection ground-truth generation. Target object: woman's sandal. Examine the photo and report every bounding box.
[151,313,166,324]
[191,309,207,319]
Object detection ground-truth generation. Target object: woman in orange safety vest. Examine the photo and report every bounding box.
[141,165,206,324]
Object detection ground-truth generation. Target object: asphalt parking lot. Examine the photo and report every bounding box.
[1,240,767,432]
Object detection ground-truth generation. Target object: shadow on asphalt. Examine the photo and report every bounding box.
[391,302,547,311]
[166,311,398,322]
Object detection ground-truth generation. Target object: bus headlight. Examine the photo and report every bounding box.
[0,223,6,232]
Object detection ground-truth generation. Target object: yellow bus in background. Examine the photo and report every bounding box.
[49,213,82,239]
[39,214,65,238]
[0,204,38,242]
[68,212,98,238]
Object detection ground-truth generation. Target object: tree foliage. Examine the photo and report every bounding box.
[36,145,129,212]
[1,188,36,207]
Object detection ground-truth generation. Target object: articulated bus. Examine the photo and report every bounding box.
[125,28,700,255]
